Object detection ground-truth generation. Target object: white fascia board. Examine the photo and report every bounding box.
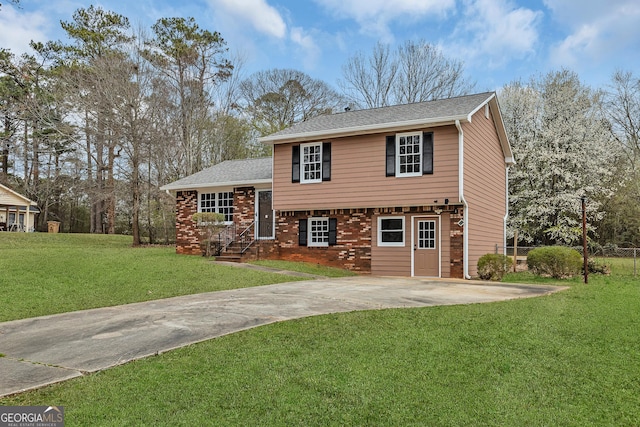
[259,115,470,145]
[160,179,272,192]
[466,93,496,123]
[0,183,36,205]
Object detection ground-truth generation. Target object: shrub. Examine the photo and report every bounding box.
[527,246,582,278]
[477,254,512,281]
[586,258,611,275]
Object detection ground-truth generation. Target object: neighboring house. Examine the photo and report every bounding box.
[161,92,514,278]
[0,183,39,232]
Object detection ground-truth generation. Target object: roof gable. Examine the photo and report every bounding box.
[0,183,37,207]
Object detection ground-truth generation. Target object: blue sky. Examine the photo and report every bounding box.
[1,0,639,92]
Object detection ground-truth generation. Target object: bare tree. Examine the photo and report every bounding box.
[240,68,349,136]
[339,42,397,108]
[339,40,474,108]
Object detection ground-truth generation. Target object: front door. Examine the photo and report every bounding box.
[413,217,439,277]
[256,190,274,239]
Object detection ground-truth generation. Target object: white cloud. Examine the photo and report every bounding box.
[208,0,287,39]
[546,0,640,68]
[314,0,455,40]
[290,26,321,69]
[445,0,541,68]
[0,5,50,56]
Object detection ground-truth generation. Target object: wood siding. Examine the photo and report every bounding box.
[462,107,508,277]
[371,213,412,276]
[0,189,29,206]
[273,126,460,211]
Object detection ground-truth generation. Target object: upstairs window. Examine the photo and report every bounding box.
[397,133,422,177]
[292,142,331,183]
[386,132,433,178]
[302,143,322,183]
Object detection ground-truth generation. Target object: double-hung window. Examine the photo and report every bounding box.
[309,217,329,246]
[199,191,234,222]
[397,132,422,177]
[292,142,331,183]
[378,217,405,247]
[298,217,338,247]
[301,143,322,183]
[386,132,433,177]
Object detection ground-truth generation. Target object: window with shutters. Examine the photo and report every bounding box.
[301,143,322,183]
[386,132,433,178]
[299,217,337,247]
[309,217,329,246]
[293,142,331,183]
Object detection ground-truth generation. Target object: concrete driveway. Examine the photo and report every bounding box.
[0,276,564,397]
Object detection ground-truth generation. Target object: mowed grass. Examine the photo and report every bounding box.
[1,244,639,425]
[0,233,344,322]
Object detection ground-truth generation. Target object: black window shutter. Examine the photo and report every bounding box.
[322,142,331,181]
[385,136,395,177]
[292,145,300,183]
[422,132,433,175]
[328,218,337,245]
[298,218,307,246]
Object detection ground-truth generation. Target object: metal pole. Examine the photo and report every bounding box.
[634,248,637,277]
[513,230,518,273]
[582,196,588,284]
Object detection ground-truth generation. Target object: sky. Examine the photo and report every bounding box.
[1,0,639,93]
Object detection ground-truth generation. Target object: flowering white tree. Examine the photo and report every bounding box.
[501,70,620,245]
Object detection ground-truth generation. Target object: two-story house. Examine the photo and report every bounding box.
[161,92,514,278]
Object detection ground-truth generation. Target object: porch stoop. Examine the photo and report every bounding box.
[215,240,257,262]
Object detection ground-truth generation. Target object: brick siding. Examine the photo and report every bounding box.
[175,190,201,255]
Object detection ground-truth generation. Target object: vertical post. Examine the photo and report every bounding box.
[513,229,518,273]
[634,248,637,277]
[582,196,588,284]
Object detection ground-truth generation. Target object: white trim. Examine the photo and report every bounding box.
[395,132,423,177]
[377,216,405,247]
[411,215,442,278]
[455,120,470,279]
[300,142,323,184]
[160,179,272,192]
[308,217,330,247]
[259,115,471,145]
[198,190,234,224]
[255,189,275,240]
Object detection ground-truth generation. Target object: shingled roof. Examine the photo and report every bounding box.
[259,92,498,144]
[160,157,272,191]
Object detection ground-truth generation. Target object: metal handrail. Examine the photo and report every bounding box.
[238,221,255,254]
[214,223,236,255]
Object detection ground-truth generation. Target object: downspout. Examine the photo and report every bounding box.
[455,120,471,279]
[503,166,510,254]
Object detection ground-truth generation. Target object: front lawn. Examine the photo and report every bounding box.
[2,246,638,425]
[0,233,349,322]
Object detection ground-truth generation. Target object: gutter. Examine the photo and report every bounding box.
[456,120,471,280]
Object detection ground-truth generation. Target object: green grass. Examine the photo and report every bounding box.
[0,233,324,322]
[2,239,639,425]
[250,259,358,277]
